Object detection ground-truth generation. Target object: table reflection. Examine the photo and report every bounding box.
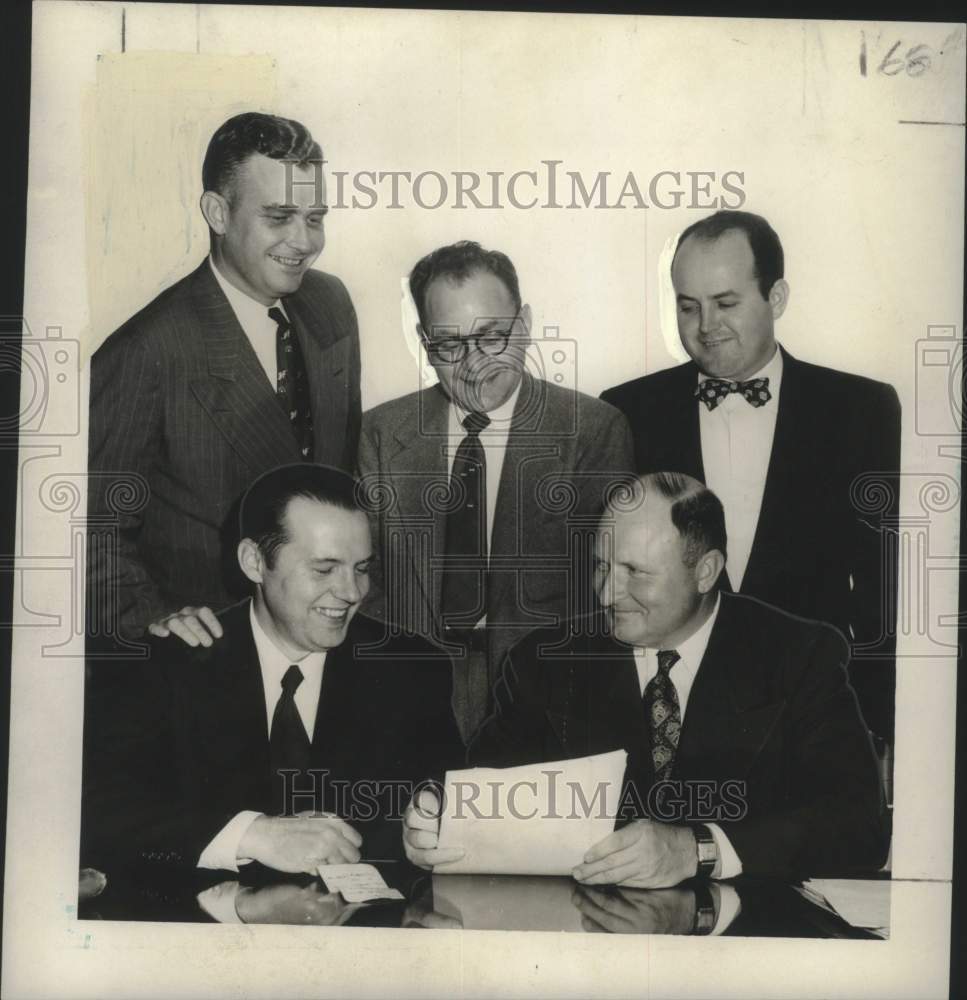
[77,862,888,939]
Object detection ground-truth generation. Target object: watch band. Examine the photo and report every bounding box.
[692,823,718,878]
[691,881,716,935]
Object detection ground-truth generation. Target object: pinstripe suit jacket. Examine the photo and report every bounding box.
[87,260,361,638]
[357,374,634,687]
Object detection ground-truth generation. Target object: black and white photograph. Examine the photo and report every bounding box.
[2,3,963,997]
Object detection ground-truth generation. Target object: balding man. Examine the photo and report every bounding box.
[404,472,887,892]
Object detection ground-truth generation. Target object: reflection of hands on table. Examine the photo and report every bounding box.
[572,819,697,889]
[237,813,362,875]
[401,880,464,930]
[235,881,359,926]
[148,606,223,647]
[403,790,465,870]
[572,884,697,935]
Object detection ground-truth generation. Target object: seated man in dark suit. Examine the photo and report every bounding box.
[82,464,463,877]
[601,211,900,744]
[403,472,888,887]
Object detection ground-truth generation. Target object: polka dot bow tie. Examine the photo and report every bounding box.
[695,376,772,411]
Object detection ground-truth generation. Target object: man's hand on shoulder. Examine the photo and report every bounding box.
[572,819,697,889]
[237,813,363,875]
[148,606,223,647]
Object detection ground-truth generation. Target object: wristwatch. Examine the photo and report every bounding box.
[692,823,718,878]
[691,881,716,935]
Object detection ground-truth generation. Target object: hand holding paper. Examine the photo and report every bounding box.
[434,750,627,876]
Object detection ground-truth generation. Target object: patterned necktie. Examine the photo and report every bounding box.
[441,411,491,628]
[269,306,314,459]
[644,649,681,780]
[695,376,771,411]
[269,664,311,810]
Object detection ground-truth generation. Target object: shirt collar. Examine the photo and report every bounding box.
[697,342,784,386]
[209,255,283,330]
[636,592,721,678]
[449,378,523,434]
[248,600,326,685]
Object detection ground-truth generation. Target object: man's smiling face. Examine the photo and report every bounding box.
[211,152,327,305]
[251,497,371,659]
[672,228,785,382]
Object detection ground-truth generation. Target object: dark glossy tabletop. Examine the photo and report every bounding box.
[77,861,889,938]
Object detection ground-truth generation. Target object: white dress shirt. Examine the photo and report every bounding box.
[632,594,743,881]
[444,381,522,627]
[197,603,327,871]
[698,345,783,591]
[209,255,284,390]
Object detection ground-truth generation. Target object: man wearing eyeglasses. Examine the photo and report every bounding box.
[357,241,634,742]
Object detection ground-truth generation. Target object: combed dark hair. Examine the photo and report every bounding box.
[673,210,784,300]
[644,471,727,570]
[408,241,522,332]
[202,112,322,202]
[239,463,360,569]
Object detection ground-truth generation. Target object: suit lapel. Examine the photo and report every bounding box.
[489,374,558,608]
[387,387,450,622]
[187,264,301,473]
[196,603,271,781]
[741,346,806,594]
[677,595,785,779]
[284,285,352,467]
[671,363,705,482]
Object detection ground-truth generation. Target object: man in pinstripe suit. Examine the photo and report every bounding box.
[87,112,361,644]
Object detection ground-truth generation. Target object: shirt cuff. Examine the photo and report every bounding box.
[709,883,742,935]
[706,822,743,880]
[196,881,242,923]
[197,811,263,872]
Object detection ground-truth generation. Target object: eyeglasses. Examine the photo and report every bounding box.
[422,315,522,365]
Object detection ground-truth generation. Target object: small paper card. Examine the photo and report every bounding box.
[316,863,405,903]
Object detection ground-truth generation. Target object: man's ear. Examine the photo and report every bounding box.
[238,538,265,585]
[200,190,230,237]
[518,303,533,347]
[694,548,726,595]
[768,279,789,321]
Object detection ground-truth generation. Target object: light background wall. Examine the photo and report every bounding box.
[8,4,964,999]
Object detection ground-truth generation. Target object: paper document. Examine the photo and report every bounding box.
[316,863,405,903]
[435,749,627,876]
[800,878,891,933]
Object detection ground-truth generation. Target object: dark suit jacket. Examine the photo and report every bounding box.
[357,373,634,687]
[81,601,464,872]
[87,260,361,637]
[600,348,901,738]
[469,593,889,880]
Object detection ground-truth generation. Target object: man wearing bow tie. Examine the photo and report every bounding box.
[601,211,900,744]
[87,112,361,645]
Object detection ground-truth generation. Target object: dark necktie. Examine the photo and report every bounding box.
[644,649,681,780]
[269,306,314,459]
[269,664,311,807]
[695,376,771,411]
[441,411,491,628]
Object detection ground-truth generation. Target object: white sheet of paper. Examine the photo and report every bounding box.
[316,863,405,903]
[435,750,628,876]
[801,878,891,932]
